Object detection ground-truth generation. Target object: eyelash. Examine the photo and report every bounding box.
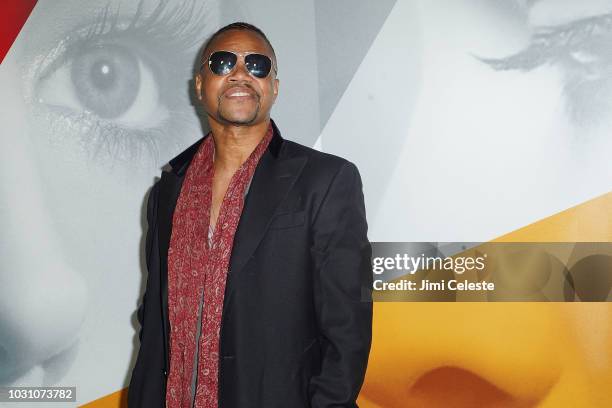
[33,0,208,166]
[478,13,612,71]
[475,13,612,127]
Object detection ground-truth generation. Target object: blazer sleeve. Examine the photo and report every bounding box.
[129,180,165,408]
[309,161,373,408]
[136,180,160,342]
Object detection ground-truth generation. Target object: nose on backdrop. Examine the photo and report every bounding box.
[0,56,88,385]
[359,302,612,407]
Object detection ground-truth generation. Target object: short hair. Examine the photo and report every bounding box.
[201,22,277,71]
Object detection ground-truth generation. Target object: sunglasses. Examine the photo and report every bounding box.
[204,50,276,79]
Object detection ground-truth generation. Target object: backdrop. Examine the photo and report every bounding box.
[1,0,612,406]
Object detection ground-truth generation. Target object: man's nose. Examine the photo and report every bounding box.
[227,57,252,81]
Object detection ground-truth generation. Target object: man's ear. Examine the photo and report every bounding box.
[272,78,279,101]
[195,73,203,100]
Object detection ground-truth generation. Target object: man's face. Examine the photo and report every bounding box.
[195,29,279,127]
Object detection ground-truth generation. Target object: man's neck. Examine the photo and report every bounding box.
[209,119,270,173]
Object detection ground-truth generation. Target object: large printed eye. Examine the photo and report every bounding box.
[37,42,166,129]
[27,0,209,166]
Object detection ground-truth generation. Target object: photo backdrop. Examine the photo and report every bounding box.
[1,0,611,406]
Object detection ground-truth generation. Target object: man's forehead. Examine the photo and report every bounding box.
[207,30,272,54]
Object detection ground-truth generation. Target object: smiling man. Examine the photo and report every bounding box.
[127,22,373,408]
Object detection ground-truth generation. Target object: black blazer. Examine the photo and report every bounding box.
[128,120,373,408]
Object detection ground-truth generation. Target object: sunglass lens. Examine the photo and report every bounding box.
[209,51,237,75]
[245,54,272,78]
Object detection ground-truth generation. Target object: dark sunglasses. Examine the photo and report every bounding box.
[204,50,275,79]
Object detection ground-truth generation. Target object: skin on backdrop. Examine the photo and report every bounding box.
[360,0,612,406]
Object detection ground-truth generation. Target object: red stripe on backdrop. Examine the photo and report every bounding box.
[0,0,38,64]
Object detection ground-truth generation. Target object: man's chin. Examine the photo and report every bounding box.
[218,111,259,126]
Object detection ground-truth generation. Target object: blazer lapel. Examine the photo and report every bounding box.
[223,149,307,312]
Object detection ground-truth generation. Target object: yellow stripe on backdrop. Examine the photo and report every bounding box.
[80,388,125,407]
[494,192,612,243]
[81,192,612,407]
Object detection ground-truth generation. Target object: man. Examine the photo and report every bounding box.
[128,22,372,408]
